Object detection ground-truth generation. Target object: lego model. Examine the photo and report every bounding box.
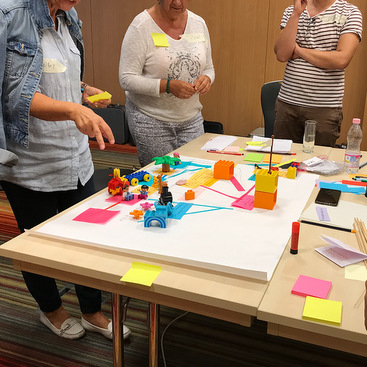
[152,155,181,172]
[286,162,300,179]
[122,170,151,186]
[144,202,173,228]
[121,180,134,201]
[158,185,173,206]
[108,168,129,196]
[254,168,279,210]
[138,185,149,199]
[173,152,181,165]
[185,189,195,200]
[213,160,234,180]
[130,210,144,219]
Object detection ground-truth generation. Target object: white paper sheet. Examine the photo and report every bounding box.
[34,156,318,281]
[201,135,237,151]
[316,235,367,267]
[245,136,293,154]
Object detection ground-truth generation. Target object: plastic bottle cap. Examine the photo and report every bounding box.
[352,118,361,124]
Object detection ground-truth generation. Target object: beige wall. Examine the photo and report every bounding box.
[76,0,367,149]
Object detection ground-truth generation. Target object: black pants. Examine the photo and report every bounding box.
[1,178,102,314]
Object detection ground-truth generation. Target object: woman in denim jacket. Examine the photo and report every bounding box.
[0,0,131,340]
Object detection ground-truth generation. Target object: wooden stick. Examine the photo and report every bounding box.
[268,135,274,174]
[354,288,365,308]
[353,218,367,268]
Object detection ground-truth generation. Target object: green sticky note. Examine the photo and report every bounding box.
[302,296,342,326]
[244,153,265,163]
[121,262,162,287]
[152,33,169,47]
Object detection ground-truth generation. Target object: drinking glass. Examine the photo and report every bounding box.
[303,120,317,153]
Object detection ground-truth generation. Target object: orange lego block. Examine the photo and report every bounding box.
[254,190,277,210]
[255,168,279,193]
[185,189,195,200]
[213,160,234,180]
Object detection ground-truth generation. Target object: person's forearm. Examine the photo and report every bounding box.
[30,92,76,121]
[274,11,301,62]
[297,47,352,70]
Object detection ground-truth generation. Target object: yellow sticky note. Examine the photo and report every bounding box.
[263,154,282,164]
[345,263,367,281]
[246,141,267,146]
[302,296,342,326]
[87,91,112,103]
[152,33,169,47]
[121,262,162,287]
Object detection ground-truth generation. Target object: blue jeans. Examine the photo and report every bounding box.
[1,177,102,313]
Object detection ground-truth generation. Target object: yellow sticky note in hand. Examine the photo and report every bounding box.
[87,91,112,103]
[152,33,169,47]
[121,262,162,287]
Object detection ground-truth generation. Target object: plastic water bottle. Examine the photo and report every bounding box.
[344,118,363,173]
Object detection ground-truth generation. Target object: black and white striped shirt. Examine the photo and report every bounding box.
[278,0,362,108]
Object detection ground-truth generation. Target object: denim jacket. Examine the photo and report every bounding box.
[0,0,84,166]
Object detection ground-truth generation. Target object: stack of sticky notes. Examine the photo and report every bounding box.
[291,274,342,326]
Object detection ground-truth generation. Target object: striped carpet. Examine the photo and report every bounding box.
[1,192,367,366]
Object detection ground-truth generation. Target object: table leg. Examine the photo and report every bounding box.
[112,293,124,367]
[149,302,159,367]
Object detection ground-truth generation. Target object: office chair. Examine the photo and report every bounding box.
[203,120,224,134]
[88,105,135,191]
[261,81,282,138]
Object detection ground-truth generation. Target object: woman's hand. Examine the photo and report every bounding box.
[193,75,211,95]
[168,80,196,99]
[294,0,308,16]
[68,104,114,150]
[82,85,111,108]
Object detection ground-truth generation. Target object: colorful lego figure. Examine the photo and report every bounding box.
[138,185,149,199]
[121,181,134,201]
[254,168,279,210]
[173,152,181,165]
[213,160,234,180]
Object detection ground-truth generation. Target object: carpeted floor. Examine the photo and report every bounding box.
[1,176,367,366]
[1,256,367,367]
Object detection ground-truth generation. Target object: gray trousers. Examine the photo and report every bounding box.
[126,98,205,167]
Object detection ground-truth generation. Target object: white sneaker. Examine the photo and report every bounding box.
[40,311,85,339]
[81,317,131,340]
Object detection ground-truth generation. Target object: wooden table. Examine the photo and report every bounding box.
[257,145,367,357]
[1,134,366,364]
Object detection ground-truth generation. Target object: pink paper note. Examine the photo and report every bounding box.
[230,176,245,191]
[73,208,120,224]
[291,274,332,299]
[231,194,254,210]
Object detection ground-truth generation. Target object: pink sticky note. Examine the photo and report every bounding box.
[231,194,254,210]
[73,208,120,224]
[230,176,245,191]
[291,275,332,299]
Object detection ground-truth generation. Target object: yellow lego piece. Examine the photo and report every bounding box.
[87,91,112,103]
[287,166,297,179]
[254,169,279,193]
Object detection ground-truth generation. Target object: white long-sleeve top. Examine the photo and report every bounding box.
[119,10,215,122]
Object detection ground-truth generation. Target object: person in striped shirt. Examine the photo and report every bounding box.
[273,0,362,147]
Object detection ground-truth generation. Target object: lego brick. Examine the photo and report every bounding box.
[255,169,279,193]
[254,190,277,210]
[213,160,234,180]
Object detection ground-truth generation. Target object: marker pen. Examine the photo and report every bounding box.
[290,222,300,254]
